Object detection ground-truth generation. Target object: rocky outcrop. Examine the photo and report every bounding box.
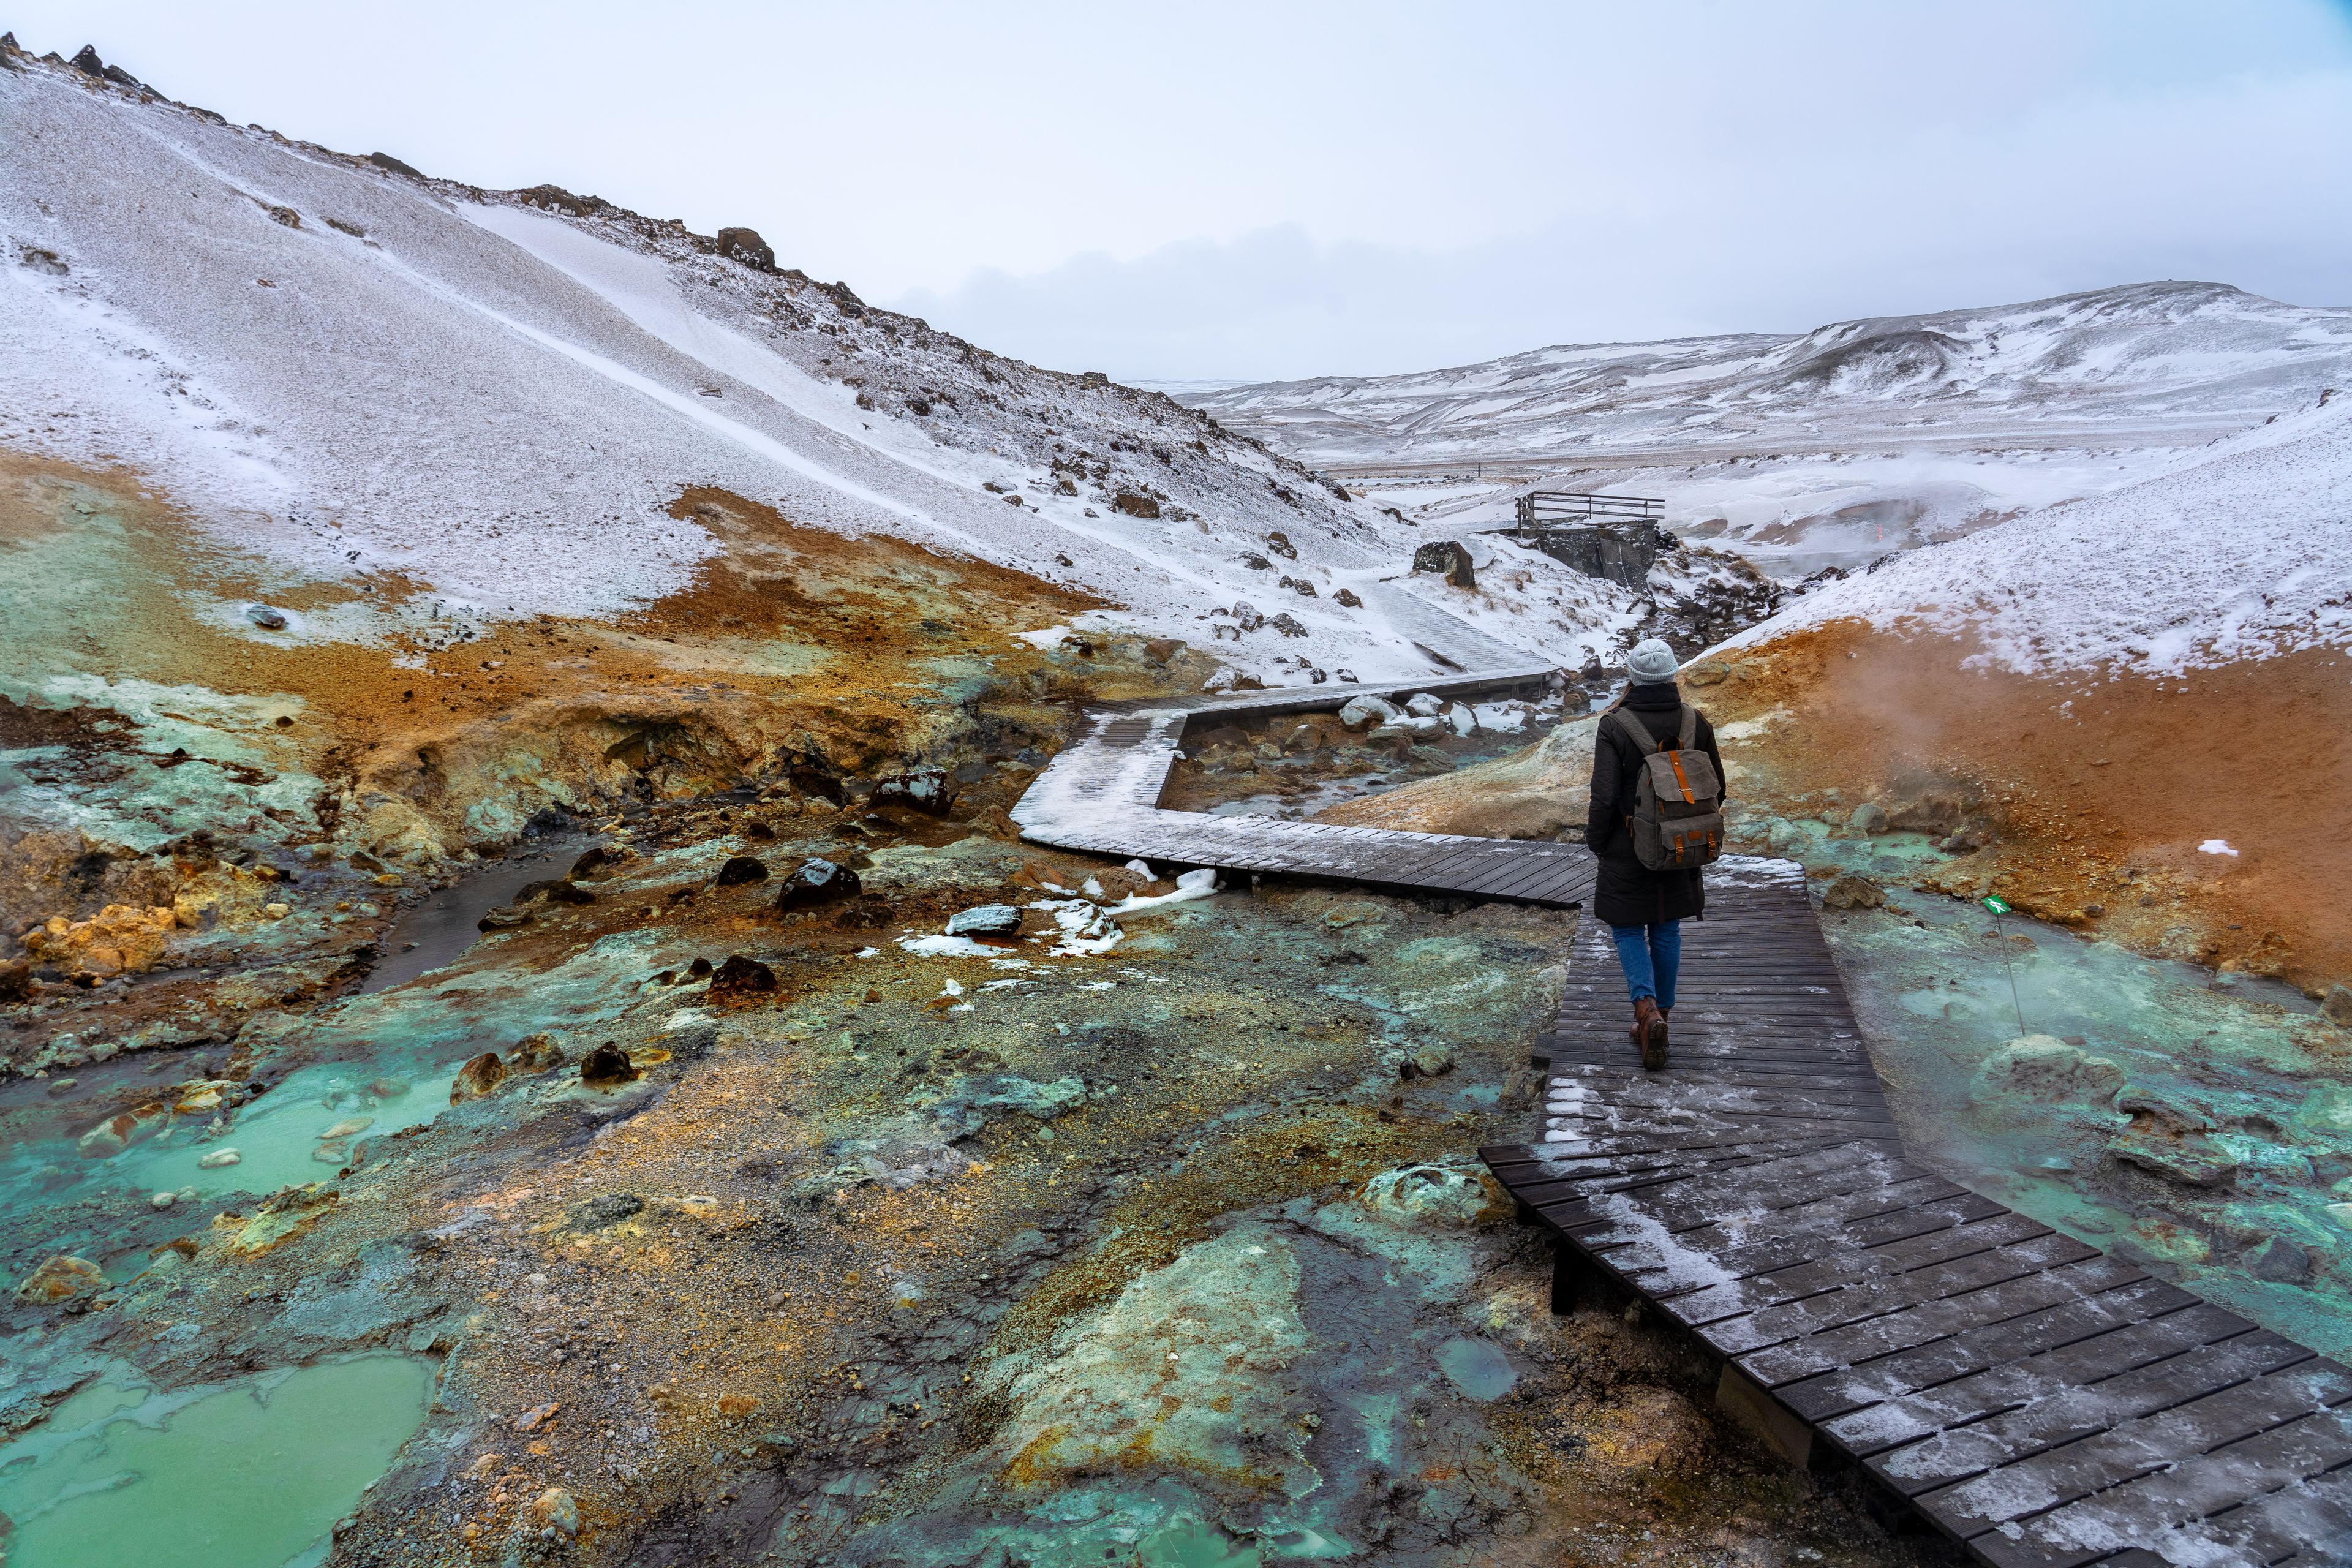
[714,227,774,271]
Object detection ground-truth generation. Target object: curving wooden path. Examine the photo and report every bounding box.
[1014,669,2352,1567]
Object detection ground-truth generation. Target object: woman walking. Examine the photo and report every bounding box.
[1585,638,1726,1070]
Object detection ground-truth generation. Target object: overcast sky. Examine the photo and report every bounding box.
[14,1,2351,381]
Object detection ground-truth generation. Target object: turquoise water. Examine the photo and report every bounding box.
[0,1355,432,1568]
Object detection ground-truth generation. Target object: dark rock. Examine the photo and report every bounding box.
[245,603,289,630]
[0,961,30,1002]
[572,1191,644,1228]
[1333,587,1363,608]
[451,1051,508,1102]
[69,45,104,76]
[517,184,597,216]
[2321,982,2352,1029]
[1232,601,1264,633]
[1290,578,1317,598]
[945,905,1022,939]
[1112,493,1161,519]
[715,227,775,271]
[367,151,427,181]
[1080,371,1110,389]
[1238,552,1273,571]
[707,955,777,1001]
[580,1043,638,1088]
[570,846,609,878]
[870,767,952,815]
[789,767,845,805]
[1411,541,1476,590]
[777,858,861,910]
[715,856,771,888]
[1144,638,1183,665]
[1268,612,1308,638]
[687,957,714,979]
[2245,1236,2312,1283]
[1265,532,1297,559]
[2109,1133,2237,1187]
[476,905,533,931]
[519,878,595,905]
[2116,1085,2214,1134]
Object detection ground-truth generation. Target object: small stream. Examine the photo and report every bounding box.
[360,832,596,994]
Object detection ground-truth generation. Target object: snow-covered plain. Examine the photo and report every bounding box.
[1722,393,2352,676]
[0,53,1646,684]
[1189,283,2352,578]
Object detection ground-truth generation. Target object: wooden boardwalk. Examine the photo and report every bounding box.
[1014,666,2352,1566]
[1011,665,1595,908]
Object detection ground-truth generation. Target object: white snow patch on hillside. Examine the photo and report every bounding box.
[1725,396,2352,675]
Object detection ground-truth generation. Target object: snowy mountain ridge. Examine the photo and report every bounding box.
[0,41,1655,684]
[1189,281,2352,468]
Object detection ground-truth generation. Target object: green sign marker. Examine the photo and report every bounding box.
[1982,894,2012,915]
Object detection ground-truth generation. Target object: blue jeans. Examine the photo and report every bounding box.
[1610,921,1682,1009]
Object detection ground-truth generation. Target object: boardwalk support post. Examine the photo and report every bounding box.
[1714,1363,1814,1469]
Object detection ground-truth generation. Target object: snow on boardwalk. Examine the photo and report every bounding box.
[1485,870,2352,1566]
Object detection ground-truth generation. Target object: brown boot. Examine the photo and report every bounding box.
[1634,998,1668,1071]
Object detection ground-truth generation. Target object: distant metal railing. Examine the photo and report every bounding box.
[1514,491,1665,527]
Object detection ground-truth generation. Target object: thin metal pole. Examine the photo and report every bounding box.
[1994,910,2027,1036]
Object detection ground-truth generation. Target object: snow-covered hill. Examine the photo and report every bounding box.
[1188,284,2352,576]
[0,42,1642,684]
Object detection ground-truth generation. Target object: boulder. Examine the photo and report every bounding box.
[714,855,770,887]
[870,766,953,815]
[1111,493,1160,519]
[1359,1163,1511,1227]
[2245,1236,2313,1284]
[451,1052,508,1102]
[776,858,861,910]
[17,1254,104,1304]
[77,1100,171,1159]
[245,603,289,630]
[1267,612,1308,638]
[1969,1036,2126,1106]
[530,1488,579,1537]
[1820,873,1886,909]
[1411,540,1476,589]
[367,151,427,180]
[946,904,1023,938]
[707,954,777,1001]
[580,1043,638,1088]
[714,227,774,271]
[1338,695,1401,729]
[1397,1042,1455,1079]
[508,1032,565,1072]
[198,1148,242,1169]
[2322,982,2352,1029]
[1404,693,1445,718]
[0,960,30,1001]
[1231,601,1264,633]
[1849,801,1890,835]
[2109,1133,2239,1188]
[1332,587,1363,608]
[1265,530,1297,559]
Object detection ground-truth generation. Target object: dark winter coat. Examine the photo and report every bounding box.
[1585,682,1725,929]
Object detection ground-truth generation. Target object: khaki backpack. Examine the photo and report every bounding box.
[1611,705,1725,871]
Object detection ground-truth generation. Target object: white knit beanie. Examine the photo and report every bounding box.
[1626,638,1679,684]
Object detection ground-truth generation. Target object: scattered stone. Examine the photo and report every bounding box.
[1265,530,1297,559]
[1583,1385,1711,1472]
[707,955,777,1001]
[245,603,290,630]
[1969,1036,2126,1106]
[1849,801,1889,835]
[1338,695,1402,729]
[1333,587,1363,608]
[150,1189,176,1209]
[513,1401,561,1434]
[1111,492,1160,519]
[1397,1042,1455,1079]
[2322,982,2352,1029]
[1404,693,1445,718]
[1231,601,1265,632]
[1411,540,1476,589]
[1684,661,1731,687]
[477,905,533,931]
[198,1148,242,1169]
[687,957,714,979]
[870,766,953,814]
[76,1100,170,1159]
[776,858,861,910]
[0,960,32,1001]
[2245,1236,2313,1284]
[715,855,770,887]
[571,1191,644,1228]
[508,1033,565,1072]
[530,1487,579,1537]
[714,226,774,271]
[1268,612,1308,638]
[1359,1163,1510,1227]
[16,1254,104,1304]
[1142,638,1183,665]
[2110,1133,2239,1188]
[580,1043,638,1088]
[1820,873,1886,909]
[451,1052,508,1102]
[1289,578,1317,597]
[2116,1084,2215,1134]
[945,904,1023,939]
